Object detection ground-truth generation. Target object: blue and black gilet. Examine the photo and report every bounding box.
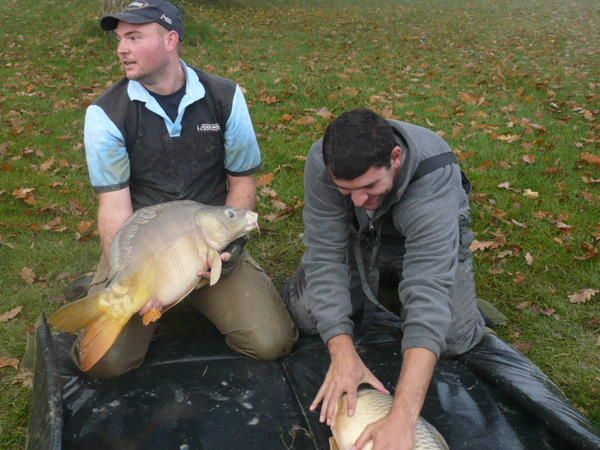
[93,69,236,211]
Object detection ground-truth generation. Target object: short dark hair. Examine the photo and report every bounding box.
[322,108,396,180]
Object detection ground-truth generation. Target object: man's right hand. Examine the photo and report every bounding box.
[310,334,389,426]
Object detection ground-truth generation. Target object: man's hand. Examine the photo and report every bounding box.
[352,347,437,450]
[311,334,389,426]
[196,237,247,279]
[352,408,416,450]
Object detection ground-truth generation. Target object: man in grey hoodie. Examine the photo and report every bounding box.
[283,108,486,449]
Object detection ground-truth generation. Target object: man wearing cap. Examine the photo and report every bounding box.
[79,0,297,378]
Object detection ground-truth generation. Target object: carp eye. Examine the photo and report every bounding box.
[226,209,235,218]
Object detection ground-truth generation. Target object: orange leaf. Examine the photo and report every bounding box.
[522,154,536,164]
[256,173,275,187]
[580,152,600,167]
[0,306,22,322]
[77,221,93,234]
[0,357,19,370]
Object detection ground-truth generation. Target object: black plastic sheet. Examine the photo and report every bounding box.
[28,309,600,449]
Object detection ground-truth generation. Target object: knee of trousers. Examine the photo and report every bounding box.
[226,323,298,361]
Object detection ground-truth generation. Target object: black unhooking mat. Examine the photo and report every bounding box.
[27,307,600,450]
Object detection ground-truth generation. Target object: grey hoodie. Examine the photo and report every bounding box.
[301,120,485,358]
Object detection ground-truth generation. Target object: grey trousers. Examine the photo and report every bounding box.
[72,252,298,378]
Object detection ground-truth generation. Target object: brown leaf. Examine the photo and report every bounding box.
[470,240,498,252]
[512,341,531,353]
[513,272,526,285]
[77,221,93,234]
[256,173,275,187]
[580,152,600,167]
[271,199,287,210]
[522,154,536,164]
[316,107,335,121]
[568,288,598,304]
[20,267,35,284]
[12,187,35,199]
[39,157,55,172]
[459,92,484,106]
[260,94,278,105]
[0,306,22,322]
[574,243,598,261]
[281,113,294,123]
[13,369,33,388]
[0,357,19,370]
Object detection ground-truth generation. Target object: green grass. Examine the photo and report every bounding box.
[1,0,598,447]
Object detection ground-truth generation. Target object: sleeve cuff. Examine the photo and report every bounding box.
[401,334,444,359]
[319,322,354,345]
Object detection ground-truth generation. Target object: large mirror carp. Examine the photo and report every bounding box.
[49,200,259,371]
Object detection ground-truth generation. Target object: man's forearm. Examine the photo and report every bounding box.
[390,347,437,424]
[226,174,256,210]
[97,188,133,259]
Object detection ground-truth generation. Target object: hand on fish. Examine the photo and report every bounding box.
[311,335,389,426]
[352,409,416,450]
[195,250,232,279]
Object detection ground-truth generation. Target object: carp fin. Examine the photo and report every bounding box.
[142,307,162,325]
[48,291,104,333]
[209,249,222,286]
[78,314,128,372]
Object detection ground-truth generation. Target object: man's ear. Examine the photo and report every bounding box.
[166,30,180,51]
[390,146,403,169]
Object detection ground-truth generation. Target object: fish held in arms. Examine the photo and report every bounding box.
[329,389,449,450]
[49,200,259,371]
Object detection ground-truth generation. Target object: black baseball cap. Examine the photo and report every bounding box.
[100,0,184,41]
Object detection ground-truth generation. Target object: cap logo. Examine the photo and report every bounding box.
[160,14,173,25]
[126,1,149,10]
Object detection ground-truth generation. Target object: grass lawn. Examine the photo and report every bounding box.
[0,0,598,447]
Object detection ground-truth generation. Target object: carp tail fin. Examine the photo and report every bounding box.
[48,290,105,333]
[78,314,128,371]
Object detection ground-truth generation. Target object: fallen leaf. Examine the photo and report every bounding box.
[0,357,19,370]
[20,267,35,284]
[498,181,512,190]
[523,189,539,199]
[574,243,598,261]
[256,173,275,187]
[13,369,33,388]
[0,306,22,322]
[316,107,335,121]
[516,301,530,310]
[512,341,531,353]
[77,221,93,234]
[580,152,600,167]
[470,240,498,252]
[458,92,484,106]
[568,288,598,304]
[39,157,55,172]
[281,113,294,122]
[525,252,533,265]
[522,154,536,164]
